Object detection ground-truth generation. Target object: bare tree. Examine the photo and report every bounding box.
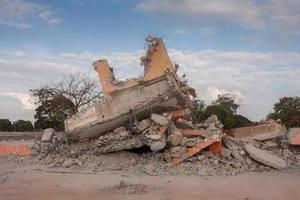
[30,71,103,112]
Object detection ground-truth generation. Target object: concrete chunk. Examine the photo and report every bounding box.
[175,118,193,129]
[151,114,169,126]
[244,143,287,170]
[136,119,151,133]
[167,123,183,146]
[41,128,54,142]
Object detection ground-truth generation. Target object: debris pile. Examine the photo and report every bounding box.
[24,113,300,176]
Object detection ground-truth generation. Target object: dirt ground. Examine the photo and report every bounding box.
[0,160,299,200]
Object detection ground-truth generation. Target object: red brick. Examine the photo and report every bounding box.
[209,141,222,154]
[171,110,187,120]
[159,126,167,134]
[182,129,203,137]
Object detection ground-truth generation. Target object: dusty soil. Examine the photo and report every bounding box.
[0,160,299,200]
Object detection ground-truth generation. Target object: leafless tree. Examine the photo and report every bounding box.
[30,71,103,112]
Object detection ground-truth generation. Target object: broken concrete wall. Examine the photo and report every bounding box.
[232,121,286,140]
[65,72,188,140]
[65,35,196,141]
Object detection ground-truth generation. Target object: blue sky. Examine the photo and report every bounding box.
[0,0,300,122]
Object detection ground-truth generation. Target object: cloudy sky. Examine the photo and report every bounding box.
[0,0,300,122]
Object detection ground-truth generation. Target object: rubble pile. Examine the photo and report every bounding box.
[22,112,300,176]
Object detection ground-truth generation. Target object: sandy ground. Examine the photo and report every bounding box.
[0,160,299,200]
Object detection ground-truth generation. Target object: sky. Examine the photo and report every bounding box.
[0,0,300,122]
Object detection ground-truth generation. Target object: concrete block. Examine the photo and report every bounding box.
[175,118,193,129]
[167,123,182,146]
[136,119,151,132]
[151,114,169,126]
[41,128,54,142]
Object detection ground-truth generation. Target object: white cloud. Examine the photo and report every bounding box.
[136,0,300,37]
[60,50,145,79]
[1,92,35,110]
[0,0,63,28]
[168,49,300,120]
[7,51,27,57]
[47,18,63,25]
[204,87,247,104]
[173,29,189,35]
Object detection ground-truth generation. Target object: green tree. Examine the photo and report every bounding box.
[34,95,76,131]
[12,120,34,132]
[213,93,239,114]
[233,115,254,128]
[197,104,236,129]
[268,97,300,128]
[0,118,13,131]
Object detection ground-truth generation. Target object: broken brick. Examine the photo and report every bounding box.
[171,135,220,165]
[209,141,222,154]
[0,143,31,155]
[159,126,167,134]
[182,129,203,137]
[171,109,189,120]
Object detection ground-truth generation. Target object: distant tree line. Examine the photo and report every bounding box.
[268,96,300,128]
[196,94,300,130]
[0,119,34,132]
[196,93,254,129]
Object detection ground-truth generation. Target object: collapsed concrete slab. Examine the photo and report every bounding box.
[244,143,287,170]
[65,36,196,141]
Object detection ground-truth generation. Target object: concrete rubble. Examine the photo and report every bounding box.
[10,113,297,177]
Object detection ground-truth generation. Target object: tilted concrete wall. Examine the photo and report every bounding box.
[65,72,186,140]
[232,123,286,139]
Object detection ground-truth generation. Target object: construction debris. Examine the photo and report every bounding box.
[20,110,299,176]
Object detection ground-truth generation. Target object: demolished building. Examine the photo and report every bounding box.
[65,35,197,141]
